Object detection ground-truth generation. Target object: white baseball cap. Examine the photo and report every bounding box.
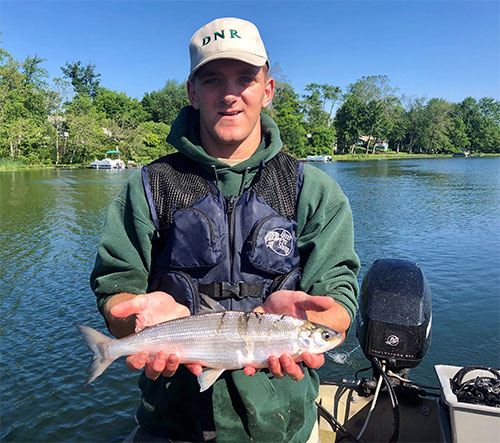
[189,17,269,80]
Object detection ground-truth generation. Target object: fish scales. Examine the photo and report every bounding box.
[75,310,342,391]
[112,312,304,367]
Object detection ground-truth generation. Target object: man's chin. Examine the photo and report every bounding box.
[213,131,245,146]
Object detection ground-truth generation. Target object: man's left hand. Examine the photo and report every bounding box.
[248,290,343,381]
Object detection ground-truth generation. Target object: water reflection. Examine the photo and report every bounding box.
[1,159,499,442]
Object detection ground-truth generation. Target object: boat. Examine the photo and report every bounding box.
[306,155,332,162]
[123,259,499,442]
[453,151,473,158]
[90,150,125,169]
[316,259,499,442]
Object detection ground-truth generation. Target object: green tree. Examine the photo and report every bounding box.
[334,95,366,154]
[388,104,407,153]
[266,80,307,157]
[421,98,453,153]
[348,75,398,103]
[61,61,101,98]
[94,87,148,122]
[136,121,173,161]
[308,125,336,156]
[47,78,72,164]
[476,98,500,153]
[402,96,427,154]
[0,49,53,162]
[302,83,341,128]
[447,117,469,152]
[65,95,103,163]
[142,80,190,125]
[346,75,399,153]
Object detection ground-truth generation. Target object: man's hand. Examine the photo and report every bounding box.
[249,290,349,381]
[109,291,190,333]
[105,291,203,380]
[253,290,336,319]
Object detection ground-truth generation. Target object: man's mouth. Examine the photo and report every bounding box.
[219,110,242,116]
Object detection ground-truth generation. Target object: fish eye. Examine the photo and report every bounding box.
[322,330,331,340]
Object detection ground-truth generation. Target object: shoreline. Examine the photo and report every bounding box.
[1,153,498,171]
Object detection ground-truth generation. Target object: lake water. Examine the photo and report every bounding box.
[1,158,499,442]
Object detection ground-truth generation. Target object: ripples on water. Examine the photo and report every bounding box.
[1,170,139,442]
[1,159,499,442]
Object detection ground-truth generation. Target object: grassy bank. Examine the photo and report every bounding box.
[2,153,498,171]
[331,152,445,161]
[329,152,500,161]
[0,159,84,171]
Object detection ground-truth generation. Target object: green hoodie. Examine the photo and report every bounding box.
[90,106,359,442]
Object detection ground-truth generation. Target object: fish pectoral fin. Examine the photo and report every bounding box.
[199,294,226,312]
[197,368,225,392]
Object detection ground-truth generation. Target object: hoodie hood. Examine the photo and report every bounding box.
[166,106,283,196]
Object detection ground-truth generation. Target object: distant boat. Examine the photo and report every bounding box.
[306,155,331,162]
[90,150,125,169]
[374,140,389,151]
[453,151,472,158]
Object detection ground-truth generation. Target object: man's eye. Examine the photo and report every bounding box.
[240,76,253,83]
[204,78,221,85]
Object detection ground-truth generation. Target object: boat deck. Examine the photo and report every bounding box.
[317,382,447,442]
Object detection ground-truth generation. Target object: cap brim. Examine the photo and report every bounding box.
[189,51,268,81]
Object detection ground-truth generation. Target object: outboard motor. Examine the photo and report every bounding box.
[356,259,432,373]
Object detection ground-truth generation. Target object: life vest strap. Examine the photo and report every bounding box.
[199,282,264,300]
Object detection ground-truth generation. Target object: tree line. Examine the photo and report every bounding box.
[1,47,499,166]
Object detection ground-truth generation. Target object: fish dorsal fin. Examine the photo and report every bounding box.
[199,294,226,312]
[197,368,225,392]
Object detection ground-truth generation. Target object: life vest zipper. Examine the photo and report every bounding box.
[226,195,238,280]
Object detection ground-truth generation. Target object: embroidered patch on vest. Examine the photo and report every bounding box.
[264,228,293,256]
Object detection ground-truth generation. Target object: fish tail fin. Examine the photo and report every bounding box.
[74,323,115,386]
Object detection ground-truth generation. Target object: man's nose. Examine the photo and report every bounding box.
[220,81,240,103]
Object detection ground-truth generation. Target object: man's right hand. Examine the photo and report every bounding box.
[109,291,190,333]
[105,291,203,380]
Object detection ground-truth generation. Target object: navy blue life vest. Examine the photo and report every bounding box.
[142,152,304,313]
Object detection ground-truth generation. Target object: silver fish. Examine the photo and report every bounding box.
[75,311,342,391]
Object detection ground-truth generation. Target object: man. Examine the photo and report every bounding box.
[91,17,359,442]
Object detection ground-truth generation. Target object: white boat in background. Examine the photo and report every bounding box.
[306,155,331,162]
[90,150,125,169]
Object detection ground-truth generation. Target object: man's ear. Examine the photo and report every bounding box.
[187,80,199,110]
[262,77,274,109]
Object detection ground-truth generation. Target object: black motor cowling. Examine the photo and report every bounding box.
[356,259,432,370]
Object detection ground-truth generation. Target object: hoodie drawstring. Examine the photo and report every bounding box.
[211,165,220,188]
[238,167,251,196]
[211,165,252,197]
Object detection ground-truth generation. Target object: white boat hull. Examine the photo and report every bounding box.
[90,158,125,169]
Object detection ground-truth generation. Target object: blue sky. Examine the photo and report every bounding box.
[1,0,499,103]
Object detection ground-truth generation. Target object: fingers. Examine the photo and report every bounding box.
[301,352,325,369]
[268,354,308,382]
[297,295,335,313]
[126,351,184,380]
[268,355,286,379]
[279,354,305,382]
[185,363,203,377]
[243,366,258,376]
[110,295,147,318]
[126,351,149,371]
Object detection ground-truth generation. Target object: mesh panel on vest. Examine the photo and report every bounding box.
[145,151,300,233]
[145,153,217,233]
[251,152,299,219]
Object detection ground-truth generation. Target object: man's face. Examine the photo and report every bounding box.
[187,59,274,156]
